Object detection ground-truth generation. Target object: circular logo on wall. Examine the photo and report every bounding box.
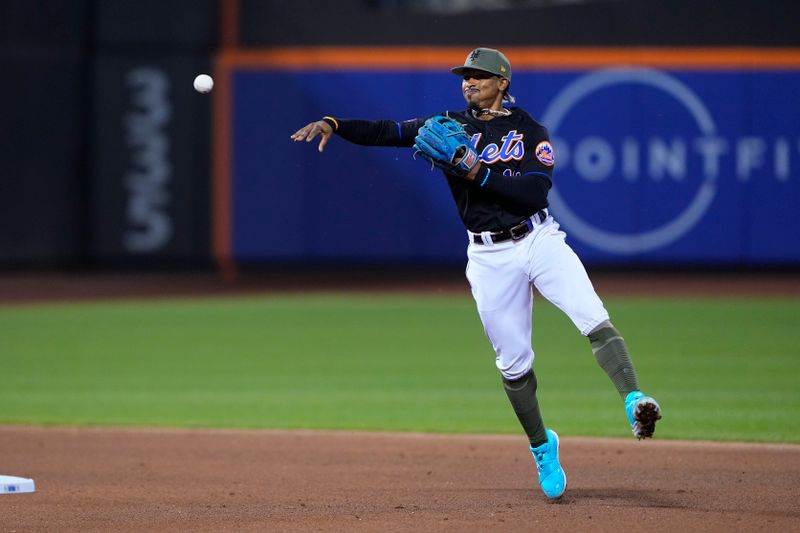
[541,68,718,254]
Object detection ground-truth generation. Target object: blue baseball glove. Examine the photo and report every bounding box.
[414,115,480,176]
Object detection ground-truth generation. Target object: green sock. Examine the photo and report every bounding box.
[588,321,640,399]
[502,370,547,447]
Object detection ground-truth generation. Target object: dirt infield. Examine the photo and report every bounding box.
[2,426,799,532]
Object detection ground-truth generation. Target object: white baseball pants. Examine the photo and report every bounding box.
[465,215,610,381]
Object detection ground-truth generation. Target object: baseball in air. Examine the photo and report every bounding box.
[193,74,214,93]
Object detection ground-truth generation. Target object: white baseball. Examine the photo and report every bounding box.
[193,74,214,93]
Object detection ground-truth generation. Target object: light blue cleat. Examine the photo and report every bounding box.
[625,391,662,439]
[530,428,567,499]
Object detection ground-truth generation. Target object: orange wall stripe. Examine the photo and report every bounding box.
[218,46,800,70]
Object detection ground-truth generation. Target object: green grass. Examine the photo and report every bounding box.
[1,294,798,443]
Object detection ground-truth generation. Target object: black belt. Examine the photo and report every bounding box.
[471,209,548,245]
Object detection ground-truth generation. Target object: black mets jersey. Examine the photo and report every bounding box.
[328,107,554,233]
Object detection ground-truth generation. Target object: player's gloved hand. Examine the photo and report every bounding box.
[414,115,479,176]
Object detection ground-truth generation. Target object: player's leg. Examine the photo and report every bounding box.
[466,242,566,499]
[524,219,661,438]
[524,221,609,335]
[587,320,639,398]
[502,370,545,448]
[586,320,661,438]
[466,243,546,446]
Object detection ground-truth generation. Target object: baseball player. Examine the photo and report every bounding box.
[291,48,661,500]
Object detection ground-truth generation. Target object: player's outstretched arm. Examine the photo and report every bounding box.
[290,120,334,152]
[293,116,422,150]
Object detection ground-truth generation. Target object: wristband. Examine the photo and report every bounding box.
[322,116,339,131]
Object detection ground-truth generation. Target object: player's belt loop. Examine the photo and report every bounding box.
[479,231,494,246]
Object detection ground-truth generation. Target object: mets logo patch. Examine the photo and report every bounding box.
[535,141,555,166]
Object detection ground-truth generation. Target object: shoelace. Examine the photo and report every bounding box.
[411,150,437,171]
[444,124,468,137]
[532,448,550,472]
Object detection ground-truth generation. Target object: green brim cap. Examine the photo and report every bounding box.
[451,48,512,80]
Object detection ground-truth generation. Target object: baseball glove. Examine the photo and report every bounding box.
[414,115,480,176]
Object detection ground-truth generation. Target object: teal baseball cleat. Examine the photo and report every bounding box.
[625,391,662,439]
[530,428,567,499]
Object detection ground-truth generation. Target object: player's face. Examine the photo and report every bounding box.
[461,69,506,109]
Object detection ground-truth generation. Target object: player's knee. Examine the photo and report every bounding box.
[502,368,537,390]
[588,319,622,342]
[588,319,614,337]
[496,358,533,381]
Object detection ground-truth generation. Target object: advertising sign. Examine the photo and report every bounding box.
[93,54,211,262]
[217,48,800,266]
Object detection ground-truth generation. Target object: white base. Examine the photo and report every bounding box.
[0,475,36,494]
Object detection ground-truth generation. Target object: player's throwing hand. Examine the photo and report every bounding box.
[290,119,334,152]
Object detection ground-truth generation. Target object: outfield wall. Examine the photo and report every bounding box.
[0,0,216,267]
[215,48,800,266]
[3,0,800,269]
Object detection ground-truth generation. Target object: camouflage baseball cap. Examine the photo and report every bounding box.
[451,48,512,80]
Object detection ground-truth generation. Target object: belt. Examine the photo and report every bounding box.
[471,209,548,245]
